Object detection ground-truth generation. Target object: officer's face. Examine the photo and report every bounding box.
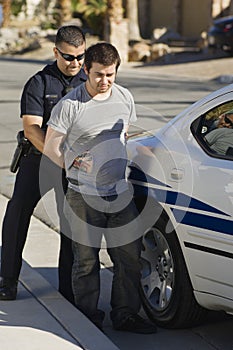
[54,42,86,76]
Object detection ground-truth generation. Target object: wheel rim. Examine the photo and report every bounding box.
[141,227,175,311]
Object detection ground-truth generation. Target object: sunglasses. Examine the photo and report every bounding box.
[224,115,233,127]
[56,47,85,62]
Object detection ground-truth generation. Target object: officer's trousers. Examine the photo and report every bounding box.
[1,152,74,304]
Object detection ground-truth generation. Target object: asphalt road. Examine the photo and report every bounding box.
[0,55,233,349]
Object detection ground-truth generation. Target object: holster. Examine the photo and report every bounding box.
[10,131,32,173]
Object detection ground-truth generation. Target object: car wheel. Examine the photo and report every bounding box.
[140,215,207,329]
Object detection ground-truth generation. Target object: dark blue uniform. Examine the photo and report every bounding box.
[1,62,86,304]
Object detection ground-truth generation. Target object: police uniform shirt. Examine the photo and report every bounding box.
[20,61,86,129]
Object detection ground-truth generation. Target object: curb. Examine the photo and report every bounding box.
[20,261,119,350]
[0,194,119,350]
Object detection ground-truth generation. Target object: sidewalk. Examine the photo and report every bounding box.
[0,194,119,350]
[10,36,233,80]
[1,42,233,350]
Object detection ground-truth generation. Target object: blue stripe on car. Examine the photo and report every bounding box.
[172,208,233,236]
[154,189,228,216]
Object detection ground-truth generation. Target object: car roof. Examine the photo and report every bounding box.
[159,83,233,132]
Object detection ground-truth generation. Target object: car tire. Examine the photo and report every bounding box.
[140,215,208,329]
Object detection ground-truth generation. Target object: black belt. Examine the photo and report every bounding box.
[67,178,83,186]
[30,145,42,156]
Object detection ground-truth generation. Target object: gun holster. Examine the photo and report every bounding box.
[10,131,32,173]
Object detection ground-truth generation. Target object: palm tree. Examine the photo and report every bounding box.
[105,0,128,62]
[56,0,72,27]
[2,0,11,27]
[104,0,124,41]
[126,0,141,42]
[75,0,107,38]
[107,0,123,21]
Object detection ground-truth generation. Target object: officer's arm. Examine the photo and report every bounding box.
[44,126,66,168]
[23,115,45,153]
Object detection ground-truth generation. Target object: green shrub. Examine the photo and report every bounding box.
[11,0,26,16]
[73,0,107,37]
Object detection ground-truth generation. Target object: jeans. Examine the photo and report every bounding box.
[65,188,143,327]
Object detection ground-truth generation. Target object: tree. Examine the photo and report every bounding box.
[105,0,128,62]
[56,0,72,27]
[2,0,11,27]
[75,0,107,37]
[105,0,124,41]
[107,0,123,21]
[126,0,141,42]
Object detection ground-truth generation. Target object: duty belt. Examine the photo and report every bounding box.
[30,145,42,156]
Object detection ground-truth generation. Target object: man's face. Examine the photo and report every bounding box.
[218,113,233,128]
[84,62,117,97]
[54,42,86,76]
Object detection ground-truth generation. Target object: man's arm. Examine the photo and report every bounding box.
[23,115,45,153]
[125,125,129,140]
[204,129,216,146]
[44,126,66,168]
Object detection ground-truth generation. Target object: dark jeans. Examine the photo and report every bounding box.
[1,153,74,303]
[65,188,142,327]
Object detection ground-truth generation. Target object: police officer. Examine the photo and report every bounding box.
[0,25,86,303]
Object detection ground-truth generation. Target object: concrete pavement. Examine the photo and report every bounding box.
[0,194,119,350]
[1,43,233,350]
[10,36,233,80]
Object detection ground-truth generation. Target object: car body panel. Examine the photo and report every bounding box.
[128,83,233,315]
[208,16,233,52]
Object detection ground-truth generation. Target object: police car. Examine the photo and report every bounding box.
[127,83,233,328]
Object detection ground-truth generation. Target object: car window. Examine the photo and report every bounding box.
[191,101,233,160]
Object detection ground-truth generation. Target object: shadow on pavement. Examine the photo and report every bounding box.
[0,56,52,65]
[136,48,232,67]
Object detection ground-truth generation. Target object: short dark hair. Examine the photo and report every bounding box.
[55,25,85,47]
[84,42,121,72]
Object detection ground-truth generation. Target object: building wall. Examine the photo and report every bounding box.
[139,0,211,39]
[138,0,232,39]
[181,0,213,37]
[149,0,175,32]
[212,0,232,17]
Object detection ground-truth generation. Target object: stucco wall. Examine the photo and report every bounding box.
[141,0,211,38]
[181,0,212,37]
[149,0,175,31]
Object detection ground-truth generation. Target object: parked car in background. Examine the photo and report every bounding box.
[127,84,233,329]
[208,16,233,53]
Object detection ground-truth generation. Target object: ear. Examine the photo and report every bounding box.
[84,64,88,75]
[53,47,58,59]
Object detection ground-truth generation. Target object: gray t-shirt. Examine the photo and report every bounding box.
[48,83,137,195]
[205,127,233,155]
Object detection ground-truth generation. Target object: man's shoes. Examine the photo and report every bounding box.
[114,314,157,334]
[0,278,18,301]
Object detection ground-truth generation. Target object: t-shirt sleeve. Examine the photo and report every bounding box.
[47,98,75,135]
[205,129,218,145]
[125,88,137,124]
[129,93,137,124]
[20,73,45,117]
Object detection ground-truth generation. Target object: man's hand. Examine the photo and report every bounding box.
[72,151,93,173]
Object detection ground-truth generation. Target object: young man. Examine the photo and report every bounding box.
[205,111,233,154]
[0,25,86,304]
[44,42,157,334]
